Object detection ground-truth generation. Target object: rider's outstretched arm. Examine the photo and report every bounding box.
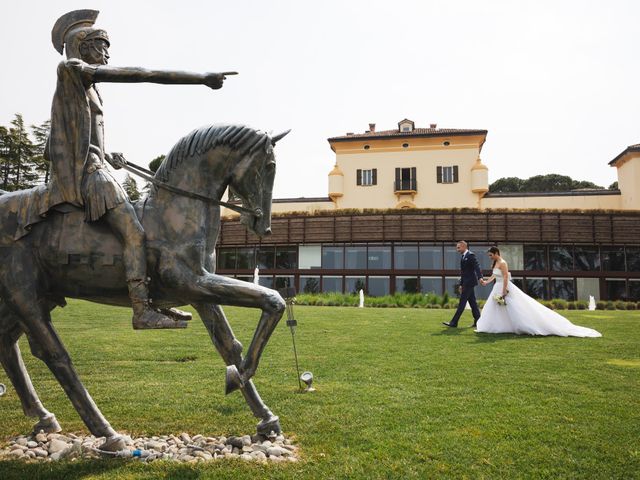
[92,65,235,90]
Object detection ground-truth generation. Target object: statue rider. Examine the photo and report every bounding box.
[47,10,230,329]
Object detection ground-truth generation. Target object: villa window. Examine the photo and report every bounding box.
[356,168,377,186]
[394,167,417,191]
[437,165,459,184]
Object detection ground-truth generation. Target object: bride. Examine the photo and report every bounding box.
[476,247,601,337]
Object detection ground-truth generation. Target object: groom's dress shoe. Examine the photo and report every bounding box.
[442,322,456,328]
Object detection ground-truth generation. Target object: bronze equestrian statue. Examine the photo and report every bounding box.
[0,10,289,451]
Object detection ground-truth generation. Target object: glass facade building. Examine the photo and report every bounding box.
[216,242,640,300]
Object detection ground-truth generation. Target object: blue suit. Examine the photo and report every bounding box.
[449,251,483,326]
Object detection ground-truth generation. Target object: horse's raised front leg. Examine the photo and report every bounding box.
[186,274,285,388]
[0,308,61,434]
[193,303,281,435]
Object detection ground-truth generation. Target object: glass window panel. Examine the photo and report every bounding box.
[601,247,625,271]
[419,244,443,270]
[524,245,547,271]
[511,277,524,291]
[368,245,391,269]
[549,246,574,272]
[322,276,342,293]
[475,281,493,300]
[274,276,293,289]
[368,276,390,296]
[236,247,255,269]
[345,276,366,294]
[525,278,549,299]
[256,246,275,269]
[576,277,600,301]
[217,248,237,269]
[322,246,343,269]
[299,245,322,270]
[420,277,443,295]
[395,277,419,293]
[394,245,419,269]
[345,246,367,270]
[470,245,493,271]
[626,247,640,272]
[445,277,461,297]
[300,276,320,294]
[497,244,524,270]
[629,281,640,301]
[551,278,575,300]
[444,246,460,270]
[575,246,600,271]
[275,246,297,269]
[258,276,273,288]
[605,279,626,300]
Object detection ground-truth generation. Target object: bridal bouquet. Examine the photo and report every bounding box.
[493,293,508,306]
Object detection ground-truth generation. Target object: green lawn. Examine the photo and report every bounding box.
[0,301,638,479]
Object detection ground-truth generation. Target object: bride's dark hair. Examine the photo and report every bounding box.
[488,246,500,269]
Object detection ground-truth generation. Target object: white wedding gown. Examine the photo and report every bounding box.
[476,268,602,337]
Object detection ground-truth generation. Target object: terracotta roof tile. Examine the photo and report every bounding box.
[328,127,487,142]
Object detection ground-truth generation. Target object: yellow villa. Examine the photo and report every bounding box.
[218,120,640,302]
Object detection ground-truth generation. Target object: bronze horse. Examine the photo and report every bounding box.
[0,124,288,451]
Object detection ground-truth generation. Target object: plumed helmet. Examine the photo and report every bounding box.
[51,10,109,58]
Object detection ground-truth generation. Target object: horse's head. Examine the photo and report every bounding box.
[229,129,290,237]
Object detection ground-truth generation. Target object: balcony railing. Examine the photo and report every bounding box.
[394,178,417,192]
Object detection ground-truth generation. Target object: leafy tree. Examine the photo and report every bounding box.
[488,177,524,193]
[490,173,604,193]
[122,173,141,201]
[0,114,39,191]
[0,126,10,189]
[149,155,165,173]
[609,181,619,190]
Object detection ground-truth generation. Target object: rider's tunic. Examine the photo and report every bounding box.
[46,59,127,222]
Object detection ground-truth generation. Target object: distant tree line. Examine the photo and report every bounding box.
[0,113,169,202]
[489,174,619,193]
[0,114,51,191]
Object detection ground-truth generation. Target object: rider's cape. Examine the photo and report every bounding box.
[5,60,91,240]
[47,59,92,208]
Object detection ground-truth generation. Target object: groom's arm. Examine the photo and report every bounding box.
[470,253,483,281]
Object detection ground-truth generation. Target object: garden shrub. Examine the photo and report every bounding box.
[551,299,568,310]
[596,301,606,310]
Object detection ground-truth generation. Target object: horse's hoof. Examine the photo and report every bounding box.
[33,413,61,435]
[257,415,281,435]
[225,365,244,395]
[100,434,126,452]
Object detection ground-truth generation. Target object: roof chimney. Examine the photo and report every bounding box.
[430,123,437,129]
[369,123,376,133]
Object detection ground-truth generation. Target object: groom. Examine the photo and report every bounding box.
[443,241,484,328]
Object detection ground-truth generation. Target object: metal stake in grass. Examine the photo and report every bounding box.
[278,287,305,391]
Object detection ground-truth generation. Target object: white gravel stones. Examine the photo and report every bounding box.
[48,438,68,454]
[0,430,299,463]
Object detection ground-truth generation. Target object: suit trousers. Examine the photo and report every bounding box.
[450,285,481,326]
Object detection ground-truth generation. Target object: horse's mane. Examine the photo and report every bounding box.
[154,124,270,183]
